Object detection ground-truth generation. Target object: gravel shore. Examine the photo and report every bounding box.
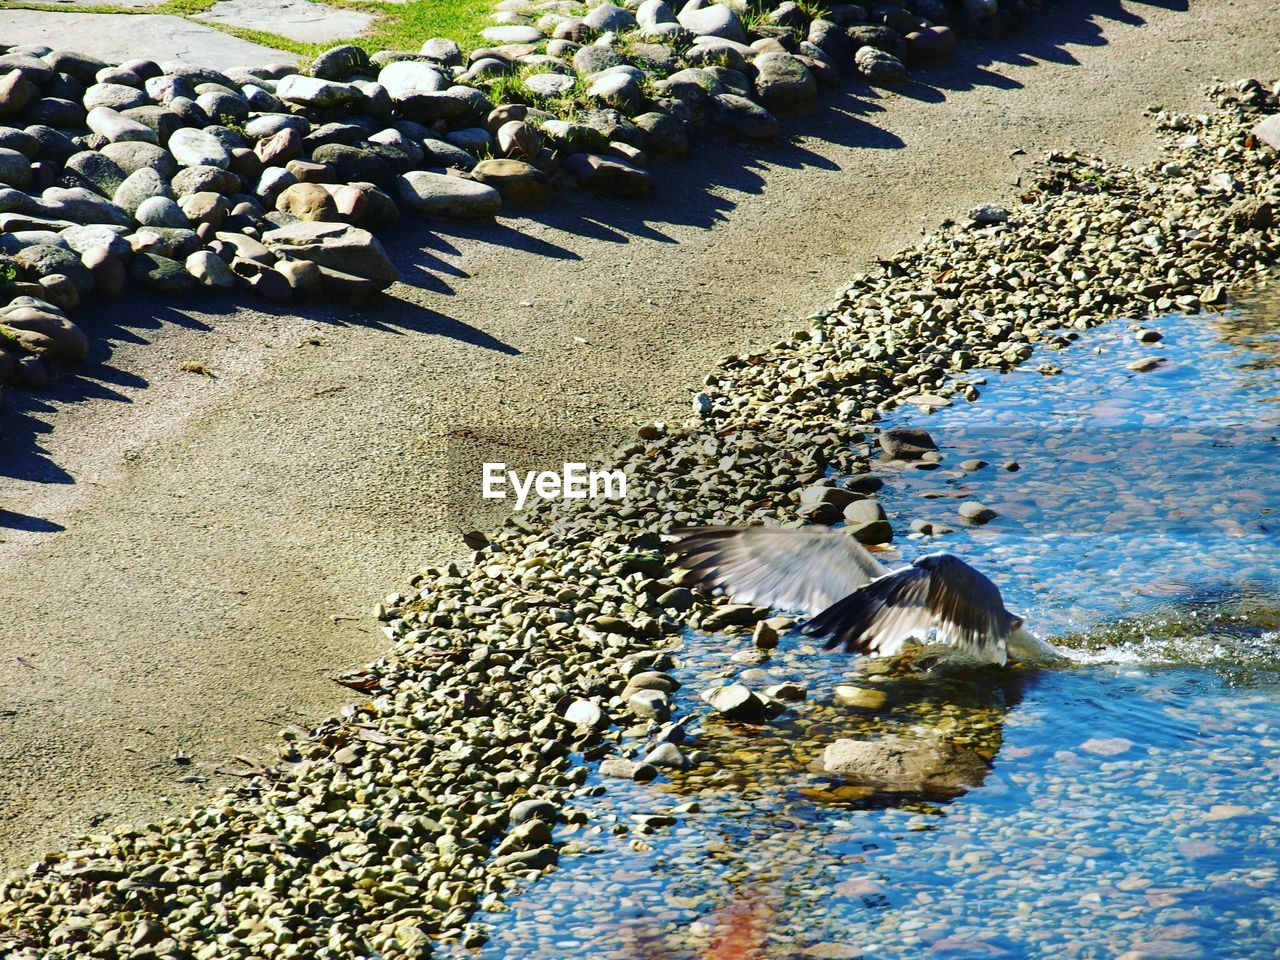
[3,61,1279,957]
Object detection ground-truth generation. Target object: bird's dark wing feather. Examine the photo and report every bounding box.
[802,553,1019,663]
[667,526,891,616]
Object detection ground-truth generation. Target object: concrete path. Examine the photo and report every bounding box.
[0,10,294,69]
[2,0,1278,868]
[196,0,374,44]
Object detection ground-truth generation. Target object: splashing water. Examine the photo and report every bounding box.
[445,291,1280,960]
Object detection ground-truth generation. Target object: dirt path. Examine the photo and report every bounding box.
[2,0,1276,869]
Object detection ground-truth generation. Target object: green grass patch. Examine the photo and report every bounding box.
[350,0,495,54]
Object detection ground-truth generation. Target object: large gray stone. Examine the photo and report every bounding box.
[24,126,78,164]
[13,243,95,295]
[628,41,680,74]
[396,88,472,123]
[854,45,906,85]
[421,138,477,170]
[114,166,170,215]
[807,18,853,66]
[185,249,237,288]
[586,70,646,114]
[677,3,746,43]
[0,69,37,120]
[573,45,628,75]
[0,127,38,158]
[245,113,310,141]
[394,170,501,219]
[83,82,149,111]
[276,74,362,109]
[469,158,551,205]
[309,44,371,81]
[701,684,771,722]
[636,0,677,28]
[752,52,817,117]
[309,143,392,188]
[0,53,53,84]
[879,426,936,459]
[685,37,752,72]
[100,140,177,178]
[62,224,131,259]
[42,186,131,226]
[0,304,90,364]
[135,195,189,228]
[443,126,493,155]
[197,90,249,122]
[64,150,127,196]
[563,152,652,197]
[260,221,398,292]
[709,93,778,140]
[479,25,544,44]
[377,60,447,100]
[419,37,463,66]
[168,127,232,168]
[583,3,637,31]
[128,251,195,293]
[86,106,158,144]
[145,74,195,104]
[524,72,576,97]
[122,105,184,144]
[654,67,721,104]
[846,24,906,58]
[0,147,31,190]
[255,167,297,205]
[634,110,687,156]
[171,165,239,197]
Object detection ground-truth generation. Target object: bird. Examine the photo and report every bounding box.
[668,526,1062,666]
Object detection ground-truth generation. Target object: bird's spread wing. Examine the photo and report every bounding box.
[802,553,1019,664]
[667,526,891,616]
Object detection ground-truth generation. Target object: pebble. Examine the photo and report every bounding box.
[563,699,605,728]
[600,757,658,782]
[833,685,888,711]
[644,742,690,769]
[854,46,906,85]
[701,684,771,722]
[968,202,1010,224]
[957,501,996,523]
[395,170,502,219]
[1082,737,1134,756]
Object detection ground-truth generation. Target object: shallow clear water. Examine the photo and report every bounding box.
[450,293,1280,960]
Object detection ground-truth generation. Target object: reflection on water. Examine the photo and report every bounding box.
[447,293,1280,960]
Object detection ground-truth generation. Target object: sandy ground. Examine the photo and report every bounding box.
[1,0,1277,869]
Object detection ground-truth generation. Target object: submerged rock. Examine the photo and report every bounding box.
[819,736,989,794]
[879,426,937,460]
[701,684,774,722]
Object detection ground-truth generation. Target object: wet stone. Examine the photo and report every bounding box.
[599,757,657,782]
